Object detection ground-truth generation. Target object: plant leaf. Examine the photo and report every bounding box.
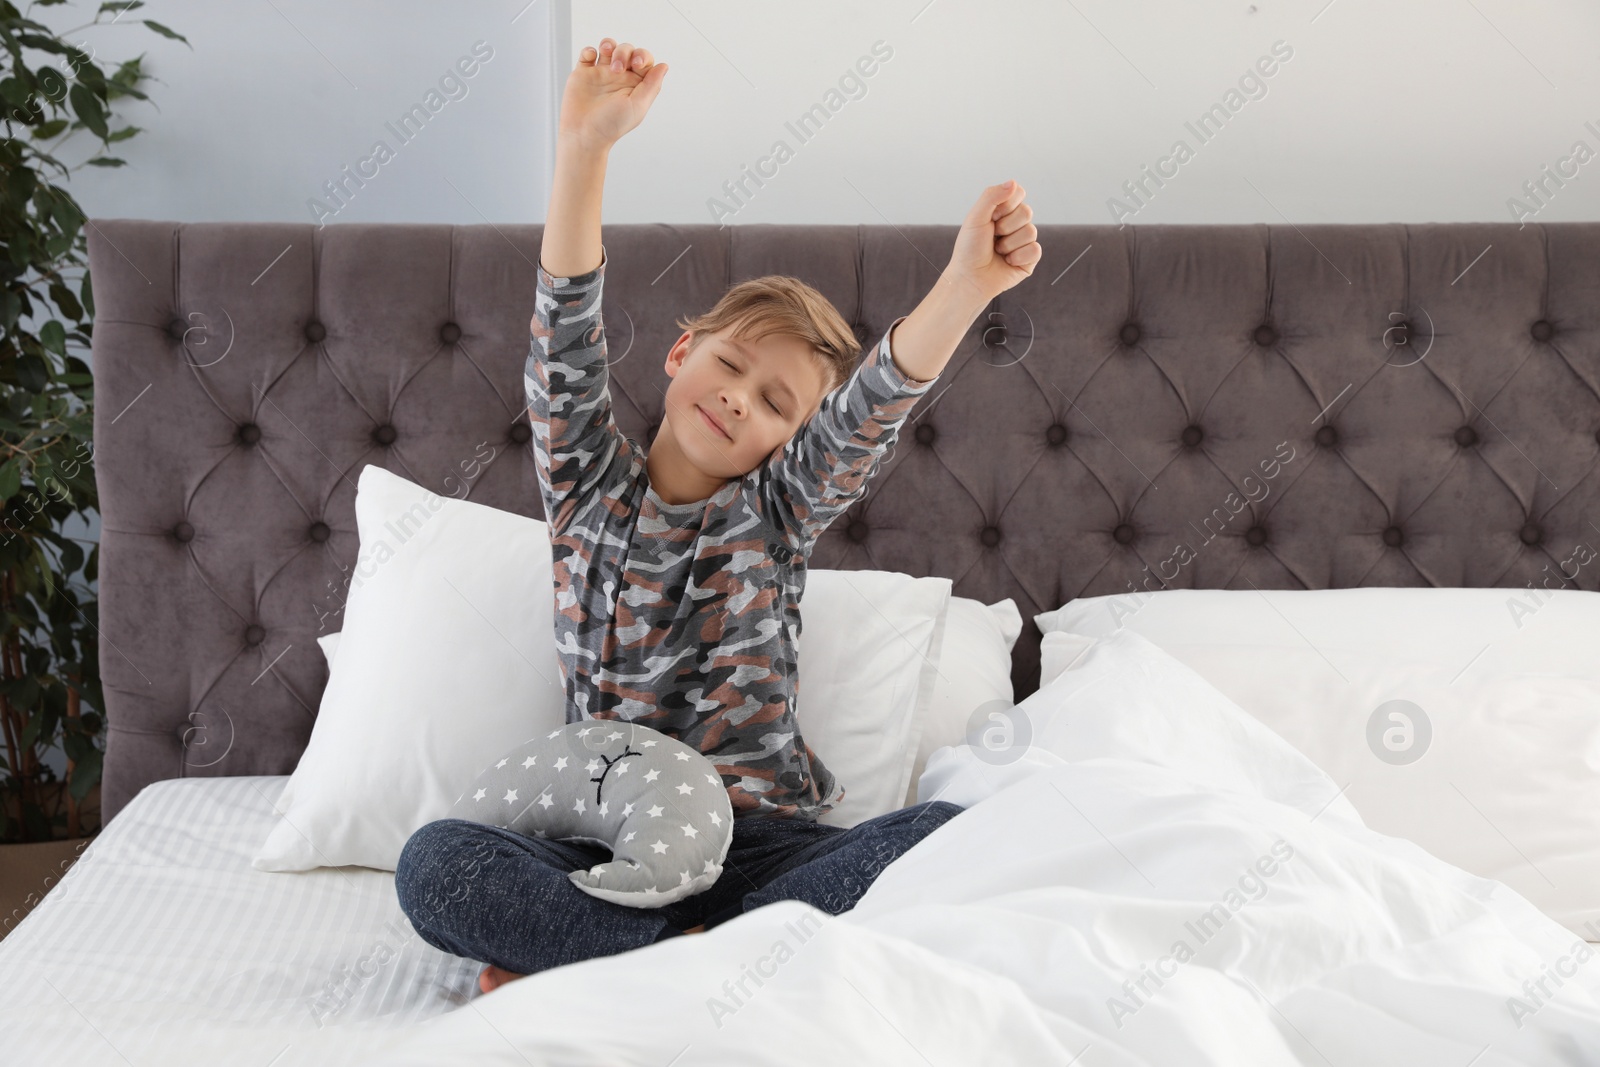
[0,459,22,501]
[39,319,65,355]
[141,20,189,45]
[69,746,101,800]
[68,83,107,140]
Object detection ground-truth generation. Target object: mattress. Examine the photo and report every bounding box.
[0,775,479,1065]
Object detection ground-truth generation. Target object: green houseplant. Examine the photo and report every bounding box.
[0,0,185,842]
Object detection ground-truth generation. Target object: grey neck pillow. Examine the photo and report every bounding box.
[450,720,735,907]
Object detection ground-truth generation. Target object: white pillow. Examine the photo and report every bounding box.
[1035,587,1600,935]
[312,570,950,836]
[272,464,950,869]
[308,576,947,841]
[921,625,1361,823]
[902,598,1021,806]
[254,465,567,872]
[799,570,951,829]
[315,631,340,666]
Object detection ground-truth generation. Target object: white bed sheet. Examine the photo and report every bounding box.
[352,631,1600,1066]
[0,775,479,1066]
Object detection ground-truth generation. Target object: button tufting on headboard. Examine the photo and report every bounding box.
[83,219,1600,827]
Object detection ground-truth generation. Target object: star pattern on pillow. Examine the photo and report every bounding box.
[450,721,735,906]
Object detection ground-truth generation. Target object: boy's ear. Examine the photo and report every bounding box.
[664,330,695,377]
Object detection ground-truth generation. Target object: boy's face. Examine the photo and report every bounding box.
[658,325,832,478]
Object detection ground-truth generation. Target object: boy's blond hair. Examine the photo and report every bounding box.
[674,276,860,403]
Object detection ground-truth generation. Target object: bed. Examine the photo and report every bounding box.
[4,217,1599,1064]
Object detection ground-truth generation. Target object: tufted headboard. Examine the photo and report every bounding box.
[87,218,1600,825]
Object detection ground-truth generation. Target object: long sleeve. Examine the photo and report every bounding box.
[525,246,633,535]
[755,315,938,555]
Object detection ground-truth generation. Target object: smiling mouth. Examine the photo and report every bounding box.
[696,405,731,440]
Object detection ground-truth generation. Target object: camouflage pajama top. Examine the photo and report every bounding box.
[526,247,936,820]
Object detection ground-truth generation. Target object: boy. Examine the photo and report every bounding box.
[394,37,1041,995]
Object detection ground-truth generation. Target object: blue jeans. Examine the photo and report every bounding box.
[394,800,965,976]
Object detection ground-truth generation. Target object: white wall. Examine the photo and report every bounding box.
[43,0,1600,249]
[574,0,1600,227]
[36,1,1600,230]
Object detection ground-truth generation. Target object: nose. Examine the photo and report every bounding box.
[717,383,747,419]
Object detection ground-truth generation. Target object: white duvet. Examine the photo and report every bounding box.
[357,629,1600,1066]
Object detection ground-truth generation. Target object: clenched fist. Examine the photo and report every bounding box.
[946,180,1041,303]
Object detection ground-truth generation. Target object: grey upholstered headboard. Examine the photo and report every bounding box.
[87,218,1600,825]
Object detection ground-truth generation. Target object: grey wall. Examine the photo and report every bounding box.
[52,0,564,226]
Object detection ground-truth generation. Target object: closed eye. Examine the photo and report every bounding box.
[720,357,785,416]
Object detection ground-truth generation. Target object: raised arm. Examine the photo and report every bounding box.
[527,39,669,533]
[882,179,1041,383]
[759,180,1042,553]
[541,39,667,276]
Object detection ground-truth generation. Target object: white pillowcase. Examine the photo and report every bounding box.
[901,598,1021,806]
[799,570,951,829]
[314,574,949,834]
[1036,587,1600,935]
[254,465,566,873]
[266,465,951,871]
[923,625,1361,824]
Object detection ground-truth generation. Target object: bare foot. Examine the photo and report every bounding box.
[684,924,706,934]
[479,964,527,994]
